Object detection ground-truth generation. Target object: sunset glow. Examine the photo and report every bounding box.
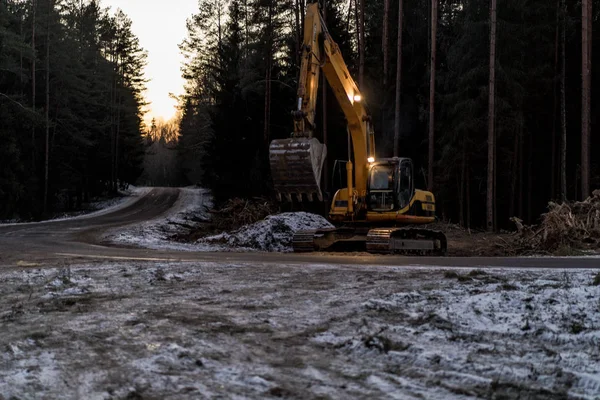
[100,0,197,125]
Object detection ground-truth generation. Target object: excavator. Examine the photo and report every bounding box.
[269,1,447,255]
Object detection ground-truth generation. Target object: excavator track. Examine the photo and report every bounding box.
[292,227,447,256]
[291,230,320,252]
[366,228,447,256]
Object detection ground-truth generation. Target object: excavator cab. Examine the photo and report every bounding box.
[367,158,414,212]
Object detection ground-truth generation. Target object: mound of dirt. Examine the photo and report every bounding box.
[510,190,600,254]
[198,212,333,252]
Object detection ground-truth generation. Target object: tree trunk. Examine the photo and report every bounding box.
[459,136,466,226]
[217,4,222,49]
[43,0,51,215]
[115,83,121,190]
[428,0,437,192]
[493,124,497,230]
[299,0,305,34]
[550,0,560,199]
[322,1,329,193]
[263,3,273,147]
[358,0,365,88]
[294,0,301,66]
[589,0,592,60]
[519,127,524,217]
[32,0,36,170]
[527,132,533,223]
[486,0,497,231]
[581,0,591,199]
[560,0,567,202]
[111,41,118,192]
[393,0,404,158]
[383,0,390,87]
[20,7,23,95]
[264,61,272,145]
[346,0,352,34]
[244,0,249,62]
[509,122,520,219]
[111,42,118,192]
[466,154,471,231]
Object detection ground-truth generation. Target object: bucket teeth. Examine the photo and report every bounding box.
[269,137,327,202]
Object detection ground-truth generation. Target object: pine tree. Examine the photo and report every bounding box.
[393,0,403,158]
[581,0,591,199]
[487,0,497,231]
[428,0,437,192]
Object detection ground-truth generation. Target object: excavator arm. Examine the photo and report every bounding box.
[269,1,375,203]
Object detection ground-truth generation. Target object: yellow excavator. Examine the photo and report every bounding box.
[269,1,447,255]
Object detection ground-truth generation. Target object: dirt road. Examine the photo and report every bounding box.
[0,187,598,269]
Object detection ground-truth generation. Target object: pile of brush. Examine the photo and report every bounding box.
[209,197,279,232]
[511,190,600,254]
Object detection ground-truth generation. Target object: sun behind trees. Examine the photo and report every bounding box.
[138,117,184,187]
[0,0,147,220]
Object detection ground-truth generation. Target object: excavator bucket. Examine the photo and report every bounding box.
[269,137,327,202]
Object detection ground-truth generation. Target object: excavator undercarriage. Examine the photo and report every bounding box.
[292,226,447,256]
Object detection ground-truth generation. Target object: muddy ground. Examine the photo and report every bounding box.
[1,261,599,399]
[425,223,513,257]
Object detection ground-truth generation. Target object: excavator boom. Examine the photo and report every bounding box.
[269,2,373,202]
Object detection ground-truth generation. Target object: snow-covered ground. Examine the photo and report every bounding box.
[198,212,334,252]
[1,262,599,399]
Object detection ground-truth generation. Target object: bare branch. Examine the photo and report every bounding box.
[0,92,35,114]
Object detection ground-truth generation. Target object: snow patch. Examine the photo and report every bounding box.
[199,212,334,252]
[105,187,211,250]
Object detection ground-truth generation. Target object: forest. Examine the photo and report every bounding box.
[1,0,598,231]
[177,0,599,231]
[0,0,147,219]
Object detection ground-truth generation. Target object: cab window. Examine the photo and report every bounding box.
[368,165,395,211]
[370,166,393,190]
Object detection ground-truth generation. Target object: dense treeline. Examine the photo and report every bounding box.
[138,117,184,187]
[0,0,147,220]
[179,0,599,230]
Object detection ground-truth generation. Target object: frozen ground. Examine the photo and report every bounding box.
[1,262,599,399]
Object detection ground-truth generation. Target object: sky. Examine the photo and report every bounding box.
[100,0,198,125]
